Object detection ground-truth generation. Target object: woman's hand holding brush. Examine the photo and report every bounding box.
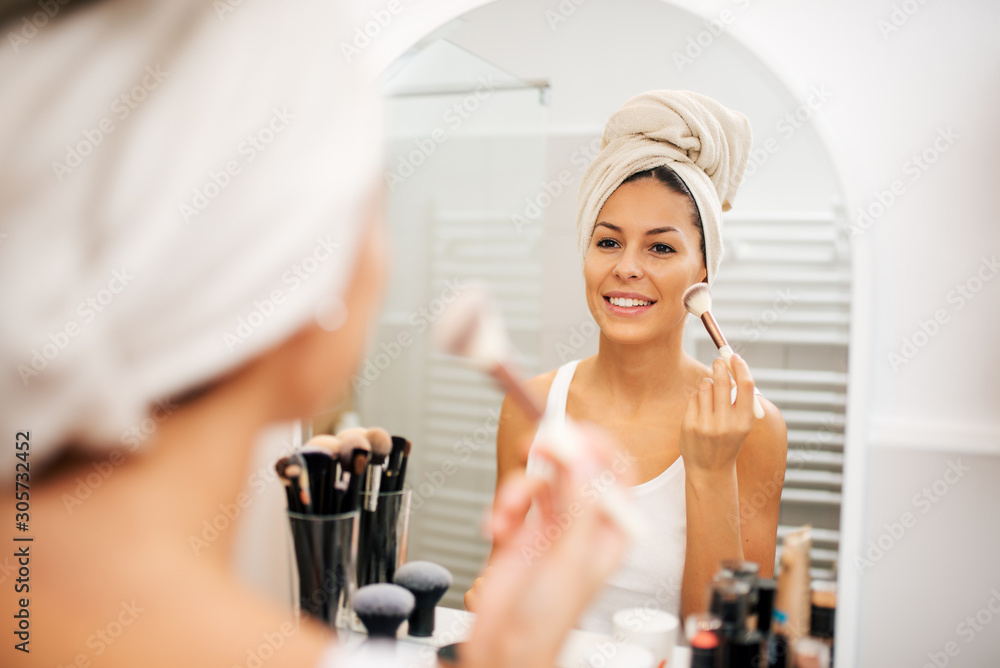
[682,282,766,419]
[680,355,757,476]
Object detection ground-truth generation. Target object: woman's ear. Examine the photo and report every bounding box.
[236,189,388,422]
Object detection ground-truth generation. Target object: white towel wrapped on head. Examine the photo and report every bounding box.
[0,0,383,476]
[575,89,753,286]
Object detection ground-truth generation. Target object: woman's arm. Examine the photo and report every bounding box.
[735,395,787,578]
[679,356,787,618]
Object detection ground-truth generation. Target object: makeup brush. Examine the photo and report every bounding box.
[431,284,542,422]
[285,453,313,512]
[275,457,306,513]
[431,283,644,542]
[299,443,338,515]
[362,427,392,510]
[335,428,372,513]
[681,283,766,419]
[382,436,408,492]
[342,447,371,513]
[305,434,357,514]
[393,561,452,637]
[353,583,415,639]
[396,437,412,491]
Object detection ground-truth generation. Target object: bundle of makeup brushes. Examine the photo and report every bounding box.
[276,427,412,625]
[357,434,412,587]
[275,428,411,516]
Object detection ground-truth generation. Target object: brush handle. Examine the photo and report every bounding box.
[490,362,544,422]
[718,345,765,419]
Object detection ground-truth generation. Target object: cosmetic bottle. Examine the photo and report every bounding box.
[720,560,760,631]
[709,577,761,668]
[766,634,790,668]
[755,579,779,666]
[756,578,776,638]
[772,526,812,668]
[685,612,722,668]
[808,580,836,666]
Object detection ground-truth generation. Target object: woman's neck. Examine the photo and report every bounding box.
[126,364,277,559]
[590,327,696,409]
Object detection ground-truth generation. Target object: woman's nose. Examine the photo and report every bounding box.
[613,246,644,280]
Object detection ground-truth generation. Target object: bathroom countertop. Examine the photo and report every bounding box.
[338,606,692,667]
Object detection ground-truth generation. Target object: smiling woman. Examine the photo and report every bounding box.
[465,90,788,633]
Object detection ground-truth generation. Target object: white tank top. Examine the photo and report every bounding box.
[524,359,760,634]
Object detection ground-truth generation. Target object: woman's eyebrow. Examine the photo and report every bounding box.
[595,222,682,236]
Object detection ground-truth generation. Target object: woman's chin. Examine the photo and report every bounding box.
[598,323,660,346]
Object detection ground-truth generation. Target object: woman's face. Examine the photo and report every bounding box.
[583,178,707,345]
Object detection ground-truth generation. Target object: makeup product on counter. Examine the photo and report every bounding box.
[757,578,776,637]
[774,527,812,645]
[611,607,679,668]
[721,559,761,631]
[431,283,644,541]
[393,561,452,637]
[808,580,836,665]
[710,576,761,668]
[682,283,765,419]
[685,613,722,668]
[756,572,786,668]
[353,583,415,639]
[791,637,829,668]
[766,629,790,668]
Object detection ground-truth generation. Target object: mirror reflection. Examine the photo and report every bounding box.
[331,0,848,631]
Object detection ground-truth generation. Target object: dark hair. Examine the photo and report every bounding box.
[621,166,706,277]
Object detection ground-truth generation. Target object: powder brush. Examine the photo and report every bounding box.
[431,282,644,542]
[682,282,765,419]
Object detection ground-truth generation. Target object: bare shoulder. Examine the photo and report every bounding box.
[495,368,559,478]
[498,368,558,436]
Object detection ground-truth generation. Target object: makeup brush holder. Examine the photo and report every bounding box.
[356,489,412,589]
[286,509,359,629]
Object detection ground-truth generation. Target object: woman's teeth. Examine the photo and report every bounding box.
[608,297,652,308]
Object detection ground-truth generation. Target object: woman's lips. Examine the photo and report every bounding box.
[603,295,655,316]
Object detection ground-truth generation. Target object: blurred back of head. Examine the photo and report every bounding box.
[0,0,384,475]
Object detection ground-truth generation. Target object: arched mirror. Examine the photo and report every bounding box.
[345,0,850,625]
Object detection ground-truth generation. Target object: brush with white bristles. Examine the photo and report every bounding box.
[431,283,644,542]
[431,284,543,423]
[682,283,765,419]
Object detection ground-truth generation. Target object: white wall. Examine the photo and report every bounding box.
[341,1,1000,665]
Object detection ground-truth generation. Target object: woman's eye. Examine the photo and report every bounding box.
[596,238,620,249]
[651,243,675,254]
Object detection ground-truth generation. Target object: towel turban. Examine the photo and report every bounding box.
[0,0,384,477]
[575,90,753,286]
